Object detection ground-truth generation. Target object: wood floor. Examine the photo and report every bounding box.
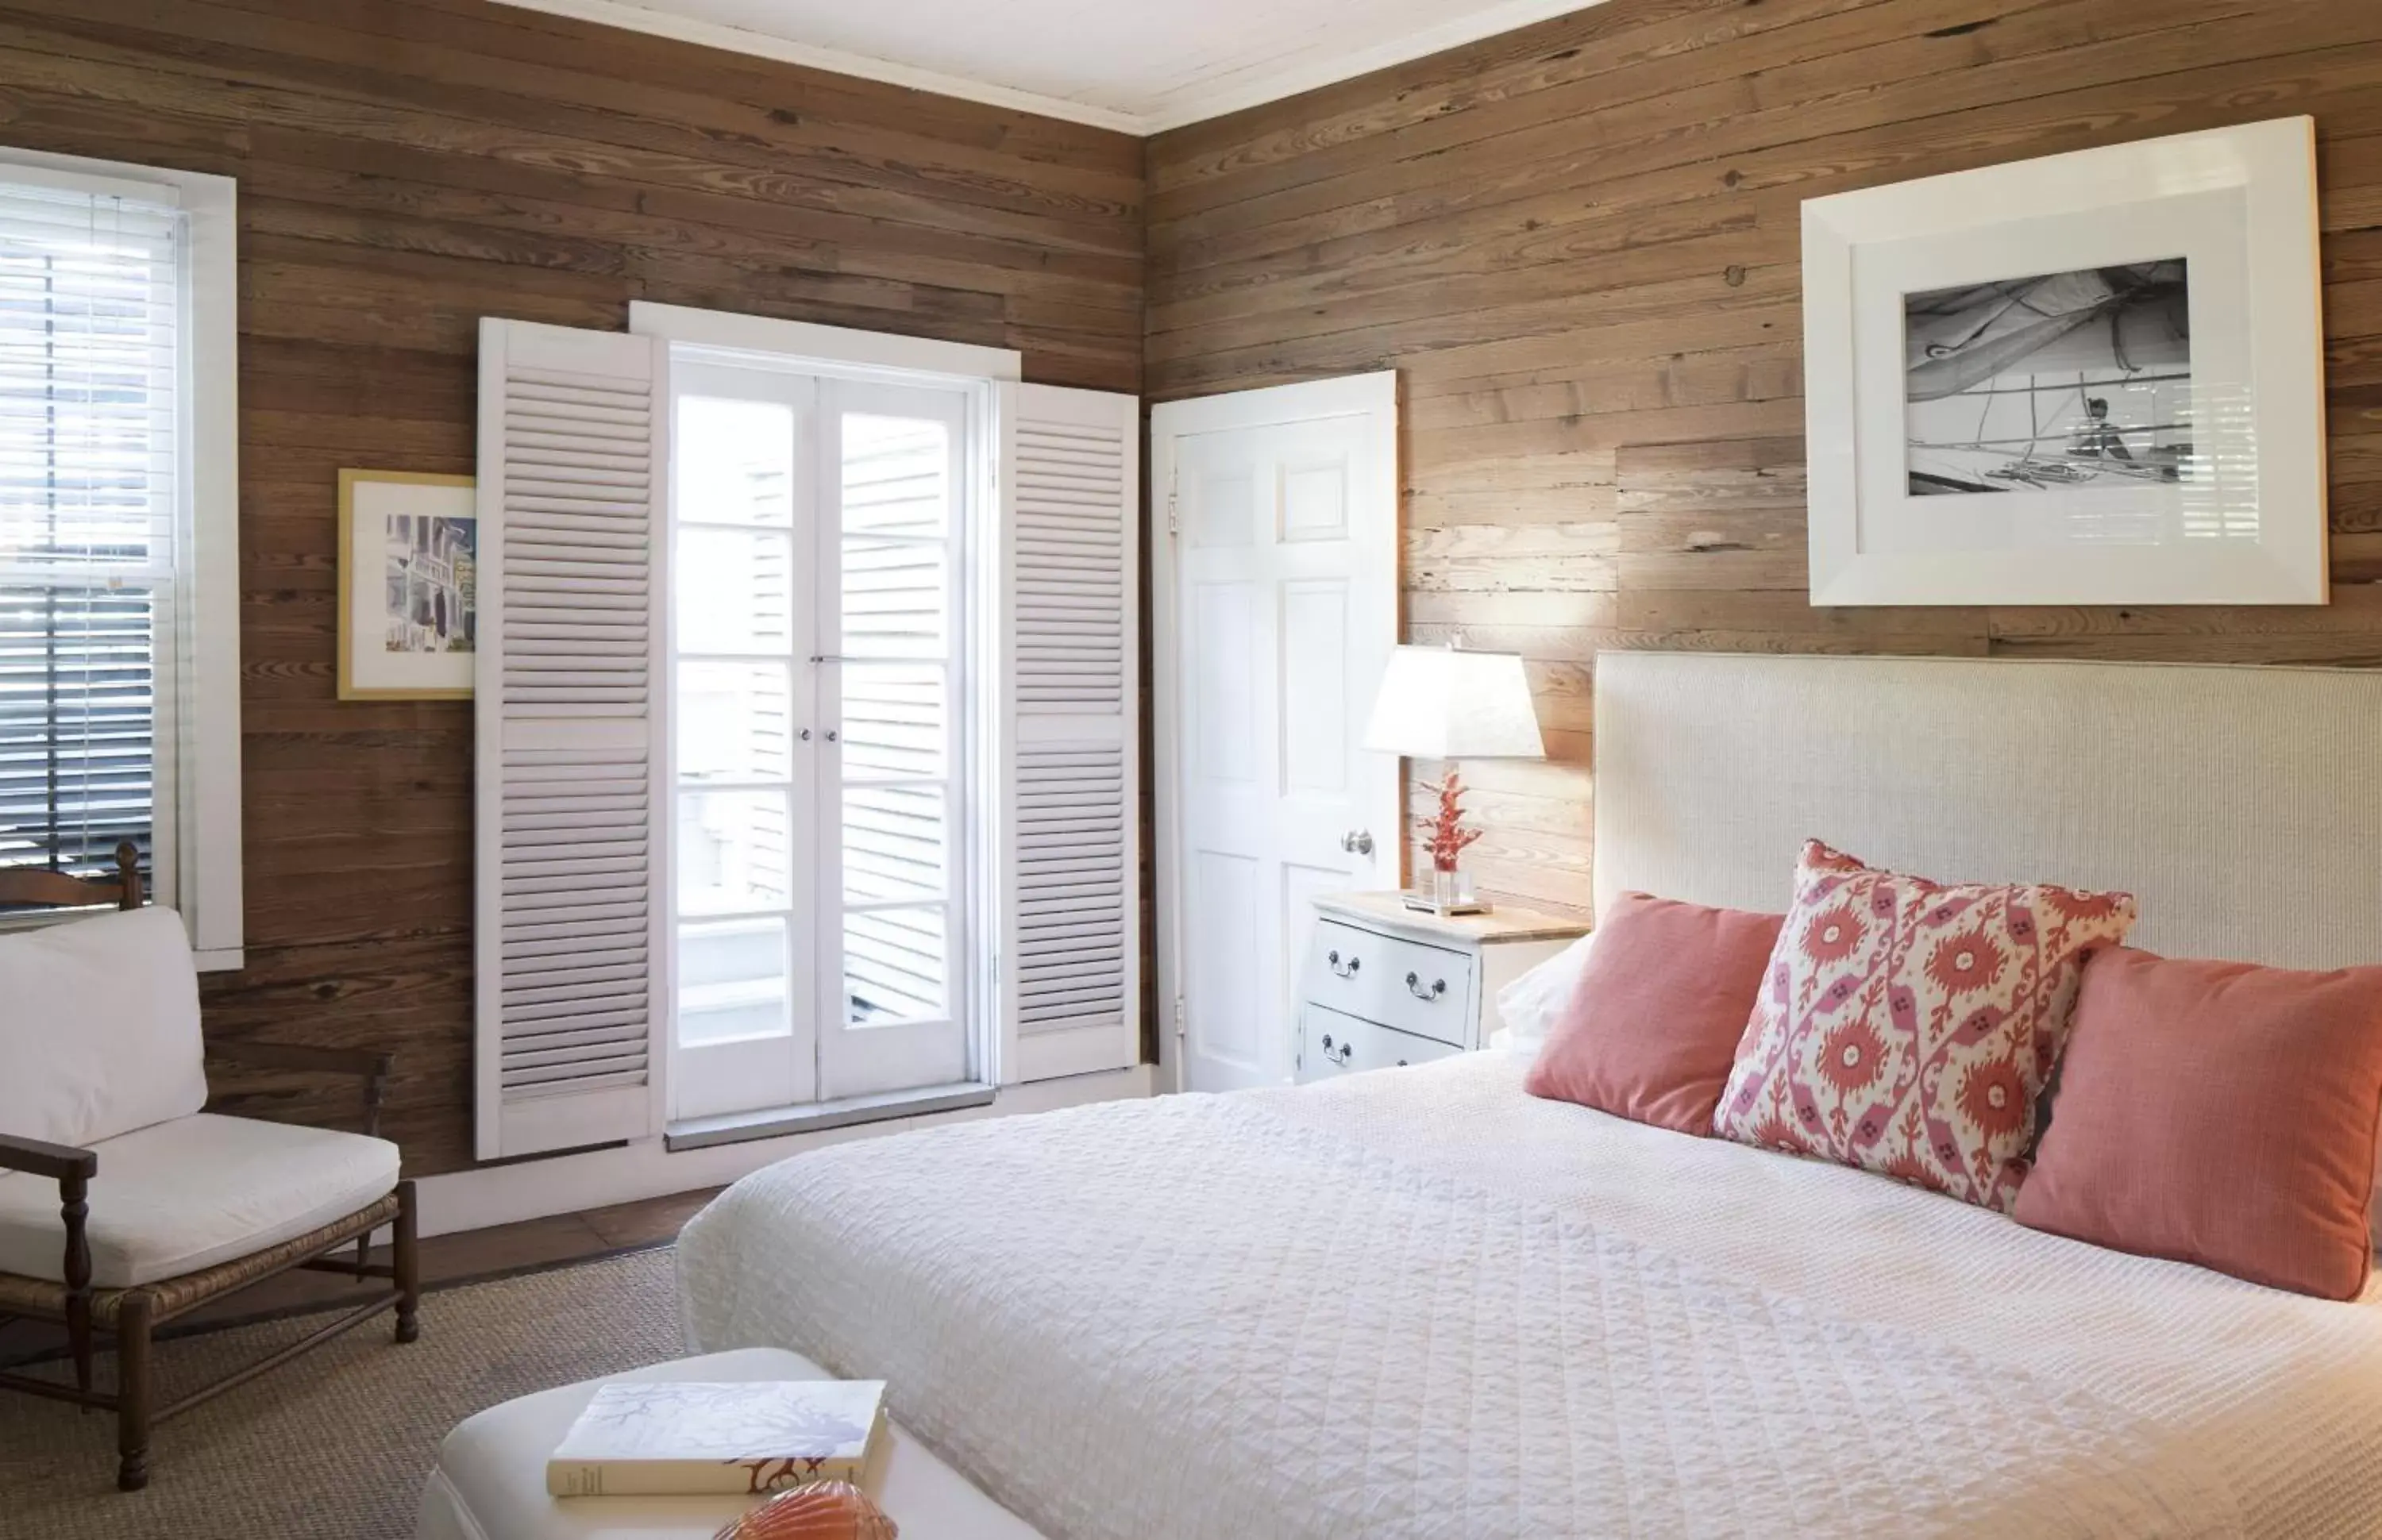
[0,1187,722,1365]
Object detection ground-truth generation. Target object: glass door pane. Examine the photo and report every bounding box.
[845,906,947,1023]
[817,384,969,1098]
[669,372,818,1121]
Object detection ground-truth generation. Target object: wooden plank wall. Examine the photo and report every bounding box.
[0,0,1141,1174]
[1146,0,2382,916]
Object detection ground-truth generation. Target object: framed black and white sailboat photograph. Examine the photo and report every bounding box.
[1903,261,2192,499]
[1802,117,2326,606]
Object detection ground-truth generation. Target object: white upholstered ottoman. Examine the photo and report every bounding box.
[415,1347,1045,1540]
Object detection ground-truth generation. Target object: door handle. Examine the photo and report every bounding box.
[1340,830,1375,856]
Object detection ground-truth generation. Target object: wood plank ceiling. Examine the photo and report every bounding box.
[1144,0,2382,915]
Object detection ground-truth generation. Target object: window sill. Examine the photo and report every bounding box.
[664,1080,996,1153]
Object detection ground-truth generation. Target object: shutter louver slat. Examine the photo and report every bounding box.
[1015,746,1126,1033]
[1015,422,1127,716]
[1000,385,1139,1082]
[475,320,666,1159]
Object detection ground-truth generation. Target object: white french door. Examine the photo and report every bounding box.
[818,383,969,1099]
[669,363,970,1121]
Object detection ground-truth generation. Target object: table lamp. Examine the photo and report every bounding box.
[1361,643,1544,915]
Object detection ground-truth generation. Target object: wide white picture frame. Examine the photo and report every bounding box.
[1802,117,2327,606]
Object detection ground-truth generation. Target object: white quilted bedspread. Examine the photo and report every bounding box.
[677,1055,2382,1539]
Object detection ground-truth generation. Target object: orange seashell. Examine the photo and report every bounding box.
[713,1480,898,1540]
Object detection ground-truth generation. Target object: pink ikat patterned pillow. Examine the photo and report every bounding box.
[1713,840,2136,1211]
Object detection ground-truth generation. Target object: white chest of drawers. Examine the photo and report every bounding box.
[1295,892,1590,1084]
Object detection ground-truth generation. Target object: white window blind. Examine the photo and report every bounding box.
[0,180,181,892]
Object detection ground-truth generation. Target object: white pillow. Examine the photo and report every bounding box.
[0,906,207,1148]
[1492,930,1598,1053]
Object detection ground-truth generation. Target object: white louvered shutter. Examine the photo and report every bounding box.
[996,383,1140,1083]
[474,318,669,1160]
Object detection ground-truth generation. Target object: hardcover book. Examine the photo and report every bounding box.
[545,1380,888,1498]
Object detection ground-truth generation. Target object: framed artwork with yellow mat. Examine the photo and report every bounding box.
[338,468,478,700]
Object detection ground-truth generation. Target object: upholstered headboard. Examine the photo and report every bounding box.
[1592,651,2382,970]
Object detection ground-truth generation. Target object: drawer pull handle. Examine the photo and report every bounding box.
[1405,972,1446,1001]
[1327,950,1360,979]
[1317,1032,1354,1066]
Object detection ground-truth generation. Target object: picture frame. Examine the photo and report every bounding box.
[1802,117,2327,606]
[338,468,479,699]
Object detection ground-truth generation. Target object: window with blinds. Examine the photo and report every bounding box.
[0,178,183,891]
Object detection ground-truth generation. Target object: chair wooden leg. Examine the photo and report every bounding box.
[115,1293,152,1492]
[60,1168,93,1397]
[66,1294,94,1399]
[393,1179,420,1344]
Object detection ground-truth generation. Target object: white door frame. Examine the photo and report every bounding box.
[1151,372,1401,1094]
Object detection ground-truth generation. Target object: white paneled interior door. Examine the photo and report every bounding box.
[1154,373,1400,1094]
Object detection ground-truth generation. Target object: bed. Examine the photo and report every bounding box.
[678,652,2382,1538]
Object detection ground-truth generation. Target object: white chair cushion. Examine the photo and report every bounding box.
[0,1113,399,1287]
[0,905,207,1147]
[417,1347,1046,1540]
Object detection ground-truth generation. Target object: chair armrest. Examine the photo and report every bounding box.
[1,1134,98,1319]
[206,1041,395,1138]
[0,1132,97,1183]
[206,1041,394,1080]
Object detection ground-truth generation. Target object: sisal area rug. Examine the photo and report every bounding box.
[0,1247,685,1540]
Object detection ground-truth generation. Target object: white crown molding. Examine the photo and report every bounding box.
[486,0,1606,136]
[485,0,1148,132]
[1136,0,1608,133]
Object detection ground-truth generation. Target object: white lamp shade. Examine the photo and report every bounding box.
[1363,645,1545,760]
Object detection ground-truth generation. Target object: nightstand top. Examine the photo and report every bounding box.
[1312,891,1593,947]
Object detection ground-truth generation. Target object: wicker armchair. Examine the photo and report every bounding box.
[0,844,419,1490]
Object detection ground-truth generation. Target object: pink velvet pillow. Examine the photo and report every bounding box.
[1714,840,2136,1211]
[2015,948,2382,1300]
[1524,891,1784,1135]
